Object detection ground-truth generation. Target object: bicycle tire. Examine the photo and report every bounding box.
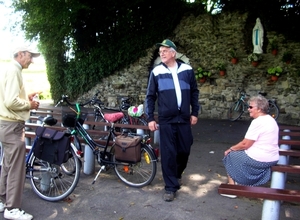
[113,144,157,187]
[29,146,81,202]
[227,101,244,121]
[268,100,279,120]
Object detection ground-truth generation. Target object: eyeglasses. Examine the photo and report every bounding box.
[158,50,171,55]
[248,106,256,109]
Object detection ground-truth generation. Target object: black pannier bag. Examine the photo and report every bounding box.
[114,135,142,163]
[33,127,70,165]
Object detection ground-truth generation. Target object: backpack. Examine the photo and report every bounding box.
[33,127,70,165]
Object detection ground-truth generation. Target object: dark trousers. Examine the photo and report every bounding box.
[159,123,193,192]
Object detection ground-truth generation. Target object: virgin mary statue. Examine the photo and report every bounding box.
[252,18,264,54]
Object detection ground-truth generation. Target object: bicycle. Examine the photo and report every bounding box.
[88,91,148,135]
[227,89,280,121]
[0,116,81,202]
[55,95,158,188]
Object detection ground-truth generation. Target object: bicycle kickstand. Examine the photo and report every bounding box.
[92,165,106,184]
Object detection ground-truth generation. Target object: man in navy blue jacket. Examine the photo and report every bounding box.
[145,39,200,201]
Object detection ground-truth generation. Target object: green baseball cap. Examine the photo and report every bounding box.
[156,39,177,50]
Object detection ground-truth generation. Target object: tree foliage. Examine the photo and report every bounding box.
[14,0,191,100]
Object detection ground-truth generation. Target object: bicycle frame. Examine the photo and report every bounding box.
[57,97,158,187]
[89,92,148,135]
[71,103,153,165]
[227,90,250,121]
[228,89,280,121]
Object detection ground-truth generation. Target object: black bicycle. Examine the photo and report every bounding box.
[55,95,158,188]
[0,116,81,202]
[88,91,148,135]
[227,89,280,121]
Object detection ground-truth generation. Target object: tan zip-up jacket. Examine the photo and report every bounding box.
[0,60,31,122]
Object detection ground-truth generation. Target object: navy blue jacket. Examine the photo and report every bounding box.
[145,61,200,124]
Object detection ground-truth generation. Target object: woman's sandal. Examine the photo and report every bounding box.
[220,182,237,198]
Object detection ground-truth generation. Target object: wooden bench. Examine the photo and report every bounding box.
[25,106,151,151]
[218,184,300,202]
[218,163,300,195]
[218,163,300,219]
[218,149,300,199]
[219,127,300,219]
[278,126,300,150]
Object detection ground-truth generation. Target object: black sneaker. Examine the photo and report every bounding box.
[163,191,176,202]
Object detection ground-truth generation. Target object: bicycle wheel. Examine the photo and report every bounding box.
[113,144,157,187]
[268,100,279,120]
[28,147,81,202]
[227,101,244,121]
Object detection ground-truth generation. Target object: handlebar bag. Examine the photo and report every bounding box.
[33,127,70,165]
[115,135,142,163]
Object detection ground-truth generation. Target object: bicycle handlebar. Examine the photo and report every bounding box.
[55,91,105,108]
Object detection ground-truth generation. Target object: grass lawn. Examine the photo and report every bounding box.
[0,59,52,100]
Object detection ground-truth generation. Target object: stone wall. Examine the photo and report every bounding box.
[79,12,300,125]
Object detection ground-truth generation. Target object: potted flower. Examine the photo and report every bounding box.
[196,67,211,83]
[269,37,278,55]
[216,62,226,76]
[282,51,292,64]
[267,66,283,81]
[247,53,262,67]
[229,48,238,64]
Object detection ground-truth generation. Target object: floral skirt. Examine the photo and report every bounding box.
[222,150,278,186]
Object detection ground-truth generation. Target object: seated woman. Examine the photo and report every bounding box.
[222,95,279,198]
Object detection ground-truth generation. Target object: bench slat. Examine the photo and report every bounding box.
[279,149,300,157]
[25,133,113,147]
[279,139,300,146]
[279,125,300,131]
[271,165,300,174]
[218,184,300,202]
[279,131,300,137]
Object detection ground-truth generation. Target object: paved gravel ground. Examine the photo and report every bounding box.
[1,117,299,220]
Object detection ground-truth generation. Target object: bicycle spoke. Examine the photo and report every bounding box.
[29,149,81,202]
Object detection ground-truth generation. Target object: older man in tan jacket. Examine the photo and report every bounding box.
[0,46,40,220]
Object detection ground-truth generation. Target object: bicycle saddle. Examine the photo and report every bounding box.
[104,112,124,123]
